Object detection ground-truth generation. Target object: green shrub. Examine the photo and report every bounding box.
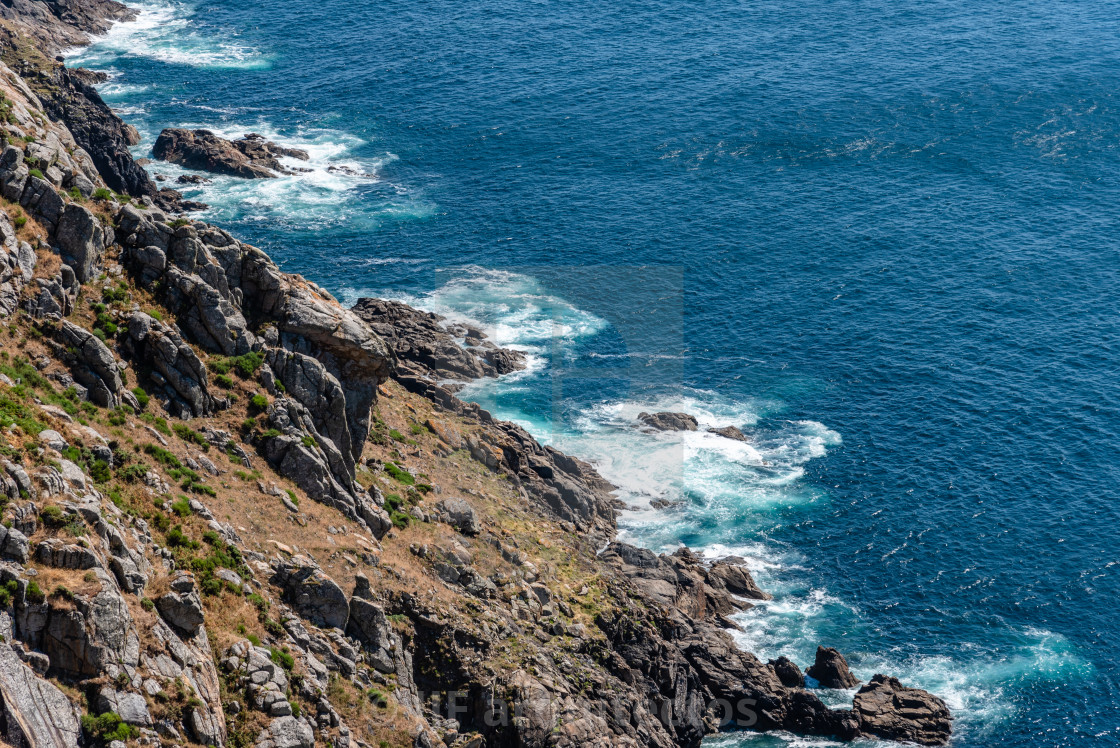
[384,462,415,485]
[132,387,150,409]
[80,712,133,743]
[249,394,268,412]
[261,428,281,439]
[141,596,155,611]
[172,423,209,449]
[144,443,182,469]
[12,215,26,229]
[388,429,405,442]
[89,459,111,483]
[215,374,234,389]
[27,168,42,179]
[25,580,43,604]
[300,435,316,450]
[270,647,295,670]
[285,489,299,506]
[51,585,73,600]
[39,504,66,528]
[93,187,113,201]
[410,422,427,435]
[170,496,193,517]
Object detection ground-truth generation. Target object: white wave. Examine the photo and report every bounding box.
[128,119,431,229]
[66,0,270,71]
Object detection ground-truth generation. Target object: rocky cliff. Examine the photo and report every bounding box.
[0,4,951,748]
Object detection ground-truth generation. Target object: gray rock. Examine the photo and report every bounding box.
[346,597,395,673]
[638,411,698,431]
[436,498,481,536]
[34,539,99,569]
[256,715,314,748]
[97,686,152,726]
[36,430,68,452]
[0,643,82,747]
[0,526,30,563]
[55,204,105,283]
[708,425,749,442]
[155,571,205,635]
[56,321,123,407]
[270,559,348,630]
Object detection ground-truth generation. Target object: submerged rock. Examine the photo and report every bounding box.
[638,411,698,431]
[153,128,308,179]
[708,425,748,442]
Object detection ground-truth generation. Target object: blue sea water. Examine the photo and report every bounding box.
[67,0,1120,744]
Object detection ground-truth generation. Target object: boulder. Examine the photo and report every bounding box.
[708,425,748,442]
[96,686,152,726]
[255,715,314,748]
[56,321,123,407]
[346,597,395,673]
[806,646,860,689]
[707,559,771,601]
[155,571,205,635]
[854,674,952,745]
[352,297,526,380]
[120,311,213,417]
[436,497,481,536]
[769,656,804,688]
[270,559,349,630]
[54,204,105,283]
[638,411,698,431]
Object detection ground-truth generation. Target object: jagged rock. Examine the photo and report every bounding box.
[152,129,306,179]
[54,203,105,282]
[0,525,30,563]
[0,642,82,747]
[270,558,349,629]
[436,498,481,536]
[707,559,771,601]
[34,538,99,569]
[806,646,861,689]
[708,425,748,442]
[346,596,395,673]
[120,311,213,417]
[353,297,526,380]
[255,715,314,748]
[56,320,123,407]
[96,686,152,726]
[39,67,161,203]
[637,411,698,431]
[19,176,65,230]
[854,674,952,745]
[770,656,805,688]
[30,570,140,678]
[155,571,205,635]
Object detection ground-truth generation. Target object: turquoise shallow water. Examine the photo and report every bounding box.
[69,0,1120,744]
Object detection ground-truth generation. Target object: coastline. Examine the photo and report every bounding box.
[0,2,954,747]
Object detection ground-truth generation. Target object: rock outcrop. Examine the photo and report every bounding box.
[0,643,82,747]
[854,674,953,745]
[353,297,527,380]
[639,411,699,431]
[152,128,309,179]
[116,207,394,534]
[806,646,861,689]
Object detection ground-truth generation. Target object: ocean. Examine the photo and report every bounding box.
[67,0,1120,744]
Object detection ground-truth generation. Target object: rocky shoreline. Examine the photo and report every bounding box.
[0,2,951,747]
